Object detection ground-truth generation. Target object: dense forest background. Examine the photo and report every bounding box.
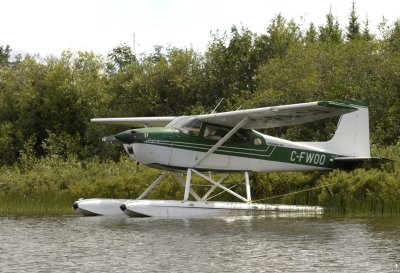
[1,6,400,164]
[1,6,400,214]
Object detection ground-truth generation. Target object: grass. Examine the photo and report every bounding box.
[0,144,399,216]
[0,194,77,216]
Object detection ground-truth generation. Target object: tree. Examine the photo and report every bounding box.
[107,47,203,117]
[107,44,136,71]
[0,54,46,162]
[319,11,343,43]
[266,14,301,57]
[0,45,11,66]
[203,26,259,111]
[361,16,374,41]
[305,23,318,44]
[225,26,257,92]
[346,1,361,41]
[387,20,400,51]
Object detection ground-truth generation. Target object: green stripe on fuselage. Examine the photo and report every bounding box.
[133,128,338,168]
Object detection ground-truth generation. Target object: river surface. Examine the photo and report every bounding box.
[0,214,399,273]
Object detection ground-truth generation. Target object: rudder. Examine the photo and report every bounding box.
[301,100,370,157]
[326,102,370,157]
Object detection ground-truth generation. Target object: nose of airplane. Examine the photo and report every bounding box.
[120,204,127,211]
[114,130,146,144]
[72,202,78,210]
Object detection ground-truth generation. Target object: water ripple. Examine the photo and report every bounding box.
[0,215,399,273]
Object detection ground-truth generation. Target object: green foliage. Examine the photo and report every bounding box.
[107,43,136,71]
[265,14,301,57]
[319,11,343,43]
[346,1,361,41]
[387,20,400,51]
[2,9,400,163]
[252,171,323,205]
[255,39,400,144]
[317,168,400,215]
[305,23,318,44]
[0,45,11,66]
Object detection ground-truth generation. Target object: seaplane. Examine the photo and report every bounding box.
[73,99,375,217]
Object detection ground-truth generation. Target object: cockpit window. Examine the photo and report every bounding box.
[203,124,264,145]
[166,117,202,136]
[167,117,265,145]
[231,131,250,144]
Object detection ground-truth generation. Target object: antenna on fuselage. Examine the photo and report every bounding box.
[211,98,224,114]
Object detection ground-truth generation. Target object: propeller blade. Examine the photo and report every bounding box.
[102,135,117,142]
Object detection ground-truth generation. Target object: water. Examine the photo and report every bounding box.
[0,215,399,273]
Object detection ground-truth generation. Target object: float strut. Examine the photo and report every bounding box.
[245,171,251,202]
[183,169,192,201]
[137,171,168,200]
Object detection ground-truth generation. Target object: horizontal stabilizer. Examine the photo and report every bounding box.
[334,157,394,170]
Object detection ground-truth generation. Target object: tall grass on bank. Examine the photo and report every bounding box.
[0,194,76,216]
[0,154,186,215]
[0,144,399,215]
[317,169,400,214]
[252,144,400,215]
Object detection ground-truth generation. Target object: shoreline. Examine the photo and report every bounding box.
[1,150,399,216]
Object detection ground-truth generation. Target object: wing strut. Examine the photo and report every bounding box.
[192,117,249,168]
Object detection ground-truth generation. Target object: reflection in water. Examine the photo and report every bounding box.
[0,215,399,273]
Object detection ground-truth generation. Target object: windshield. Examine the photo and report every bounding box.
[166,117,202,136]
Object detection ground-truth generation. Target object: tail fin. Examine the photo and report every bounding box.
[304,100,371,157]
[326,100,370,157]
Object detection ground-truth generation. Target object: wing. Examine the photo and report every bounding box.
[91,117,176,127]
[91,100,362,129]
[196,100,360,129]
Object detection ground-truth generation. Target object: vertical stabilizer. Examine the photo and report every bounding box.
[302,100,370,157]
[327,103,370,157]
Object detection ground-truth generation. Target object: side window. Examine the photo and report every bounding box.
[203,125,229,141]
[203,125,264,146]
[253,137,263,145]
[231,131,250,144]
[231,130,264,146]
[182,119,202,136]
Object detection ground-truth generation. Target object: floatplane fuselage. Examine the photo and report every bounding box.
[73,100,375,217]
[119,126,334,172]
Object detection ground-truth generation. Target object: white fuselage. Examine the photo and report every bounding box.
[123,133,331,172]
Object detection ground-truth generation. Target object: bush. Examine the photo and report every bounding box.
[0,145,399,215]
